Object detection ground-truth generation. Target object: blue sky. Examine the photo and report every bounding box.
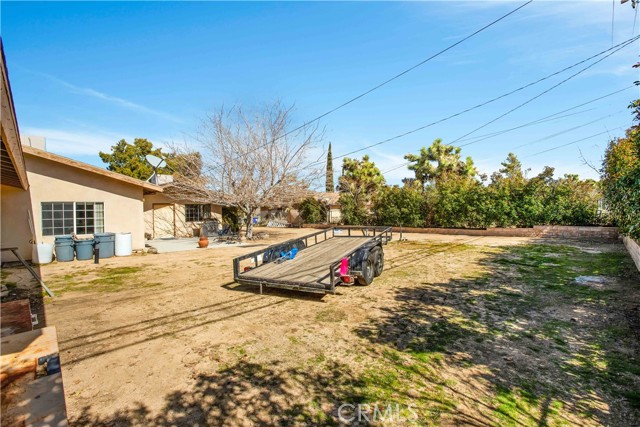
[3,1,639,186]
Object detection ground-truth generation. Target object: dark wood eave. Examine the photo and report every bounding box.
[0,39,29,190]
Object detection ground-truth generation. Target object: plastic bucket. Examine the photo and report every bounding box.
[75,239,94,261]
[54,236,75,262]
[32,243,53,264]
[115,232,132,257]
[93,232,116,258]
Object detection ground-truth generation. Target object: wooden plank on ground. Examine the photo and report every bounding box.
[1,327,68,427]
[1,299,33,338]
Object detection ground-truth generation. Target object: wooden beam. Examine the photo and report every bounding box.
[0,41,28,190]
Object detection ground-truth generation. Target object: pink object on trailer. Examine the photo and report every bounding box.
[339,258,349,276]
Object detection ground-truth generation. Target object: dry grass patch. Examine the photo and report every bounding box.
[34,232,639,427]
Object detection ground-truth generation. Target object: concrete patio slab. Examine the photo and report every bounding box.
[146,237,242,253]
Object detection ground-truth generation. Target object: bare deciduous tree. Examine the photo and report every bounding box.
[168,102,322,238]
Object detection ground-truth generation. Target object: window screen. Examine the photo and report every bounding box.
[75,202,105,235]
[185,204,211,222]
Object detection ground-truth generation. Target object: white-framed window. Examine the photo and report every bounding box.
[185,204,211,222]
[41,202,105,236]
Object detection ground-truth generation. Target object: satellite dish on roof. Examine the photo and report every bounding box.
[145,154,166,169]
[145,155,166,184]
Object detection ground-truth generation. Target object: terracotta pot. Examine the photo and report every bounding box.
[198,236,209,248]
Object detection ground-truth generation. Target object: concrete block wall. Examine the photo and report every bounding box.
[623,236,640,272]
[393,227,536,237]
[532,226,620,240]
[303,224,620,240]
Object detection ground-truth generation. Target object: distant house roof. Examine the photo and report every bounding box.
[23,146,163,193]
[1,40,28,190]
[316,192,341,206]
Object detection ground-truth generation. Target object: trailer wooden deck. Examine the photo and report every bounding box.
[240,236,372,285]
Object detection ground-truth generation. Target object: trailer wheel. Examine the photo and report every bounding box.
[356,251,375,285]
[371,247,384,277]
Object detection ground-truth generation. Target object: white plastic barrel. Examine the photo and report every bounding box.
[32,243,53,264]
[115,232,132,256]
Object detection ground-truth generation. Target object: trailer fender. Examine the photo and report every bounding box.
[349,247,369,273]
[349,243,381,277]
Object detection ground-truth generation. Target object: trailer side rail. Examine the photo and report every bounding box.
[233,226,392,293]
[233,227,334,277]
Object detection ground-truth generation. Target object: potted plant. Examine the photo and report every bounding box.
[198,235,209,248]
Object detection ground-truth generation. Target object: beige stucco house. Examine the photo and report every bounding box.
[257,206,299,225]
[257,192,343,226]
[1,43,162,262]
[2,145,162,261]
[316,192,342,224]
[143,192,222,239]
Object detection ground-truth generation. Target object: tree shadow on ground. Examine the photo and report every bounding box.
[72,360,365,427]
[222,281,329,302]
[355,241,640,426]
[63,241,640,427]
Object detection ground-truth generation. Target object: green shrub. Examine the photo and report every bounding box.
[339,193,371,225]
[430,177,489,228]
[298,197,326,224]
[601,118,640,238]
[373,184,425,227]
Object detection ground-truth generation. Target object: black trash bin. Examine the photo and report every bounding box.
[93,232,116,258]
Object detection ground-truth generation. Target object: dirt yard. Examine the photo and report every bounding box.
[2,227,639,426]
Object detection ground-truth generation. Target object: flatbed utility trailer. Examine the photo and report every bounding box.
[233,227,392,294]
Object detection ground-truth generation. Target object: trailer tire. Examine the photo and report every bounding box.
[356,251,375,286]
[371,247,384,277]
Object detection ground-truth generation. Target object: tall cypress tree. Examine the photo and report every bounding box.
[326,143,334,192]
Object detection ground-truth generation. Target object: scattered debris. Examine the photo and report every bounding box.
[575,276,610,289]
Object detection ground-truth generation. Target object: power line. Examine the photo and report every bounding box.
[200,1,534,173]
[381,161,412,175]
[453,35,640,146]
[457,108,594,144]
[277,0,534,142]
[313,37,639,168]
[612,0,616,46]
[379,88,633,176]
[383,126,625,174]
[525,127,624,157]
[381,110,597,174]
[456,85,633,144]
[511,110,624,149]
